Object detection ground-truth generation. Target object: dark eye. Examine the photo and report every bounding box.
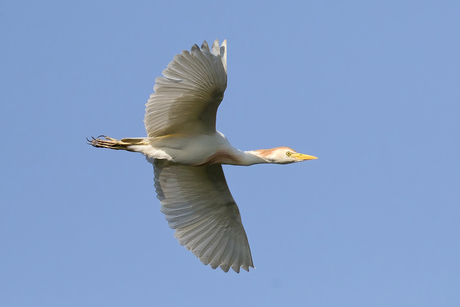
[286,151,291,157]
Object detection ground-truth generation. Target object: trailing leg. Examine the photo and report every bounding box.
[87,135,149,152]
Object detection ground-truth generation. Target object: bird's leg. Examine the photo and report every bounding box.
[87,135,145,152]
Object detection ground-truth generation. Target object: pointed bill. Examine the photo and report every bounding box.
[291,153,318,160]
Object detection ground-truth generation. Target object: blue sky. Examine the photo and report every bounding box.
[1,0,459,306]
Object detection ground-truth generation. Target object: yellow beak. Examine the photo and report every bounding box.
[291,153,318,160]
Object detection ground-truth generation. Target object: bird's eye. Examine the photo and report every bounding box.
[286,151,291,157]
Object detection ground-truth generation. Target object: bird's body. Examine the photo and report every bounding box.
[89,40,317,273]
[133,132,247,166]
[96,132,292,166]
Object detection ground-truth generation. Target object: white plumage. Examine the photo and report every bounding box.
[89,39,317,273]
[154,161,252,272]
[145,40,227,137]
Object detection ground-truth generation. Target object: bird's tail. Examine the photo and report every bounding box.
[87,135,149,152]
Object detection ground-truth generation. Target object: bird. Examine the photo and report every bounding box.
[88,39,317,273]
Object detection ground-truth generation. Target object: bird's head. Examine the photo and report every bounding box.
[252,147,318,164]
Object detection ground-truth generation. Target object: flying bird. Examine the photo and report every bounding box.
[89,39,317,273]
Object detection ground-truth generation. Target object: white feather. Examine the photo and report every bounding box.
[154,160,254,273]
[144,39,227,137]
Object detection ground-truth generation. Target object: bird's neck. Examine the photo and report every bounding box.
[238,150,270,166]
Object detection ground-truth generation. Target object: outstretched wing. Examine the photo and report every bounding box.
[153,160,254,273]
[144,40,227,137]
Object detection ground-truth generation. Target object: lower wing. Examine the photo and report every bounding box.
[153,160,253,273]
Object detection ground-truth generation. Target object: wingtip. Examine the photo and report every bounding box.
[201,41,210,52]
[220,39,227,72]
[211,39,220,56]
[231,264,241,273]
[219,264,231,272]
[191,44,200,53]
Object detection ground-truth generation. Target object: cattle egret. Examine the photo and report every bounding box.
[89,40,317,273]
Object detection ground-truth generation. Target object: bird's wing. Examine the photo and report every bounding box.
[153,160,254,273]
[144,40,227,137]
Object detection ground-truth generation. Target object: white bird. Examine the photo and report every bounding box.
[89,39,317,273]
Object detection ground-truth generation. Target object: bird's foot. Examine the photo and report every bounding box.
[87,135,131,150]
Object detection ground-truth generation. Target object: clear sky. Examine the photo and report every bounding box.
[1,1,459,306]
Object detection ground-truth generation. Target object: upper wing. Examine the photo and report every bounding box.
[153,160,254,273]
[144,40,227,137]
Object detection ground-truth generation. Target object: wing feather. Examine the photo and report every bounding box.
[207,235,229,269]
[153,160,254,273]
[211,40,220,56]
[219,238,235,272]
[145,40,227,137]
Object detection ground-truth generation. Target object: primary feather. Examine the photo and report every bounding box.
[154,160,253,272]
[144,40,227,137]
